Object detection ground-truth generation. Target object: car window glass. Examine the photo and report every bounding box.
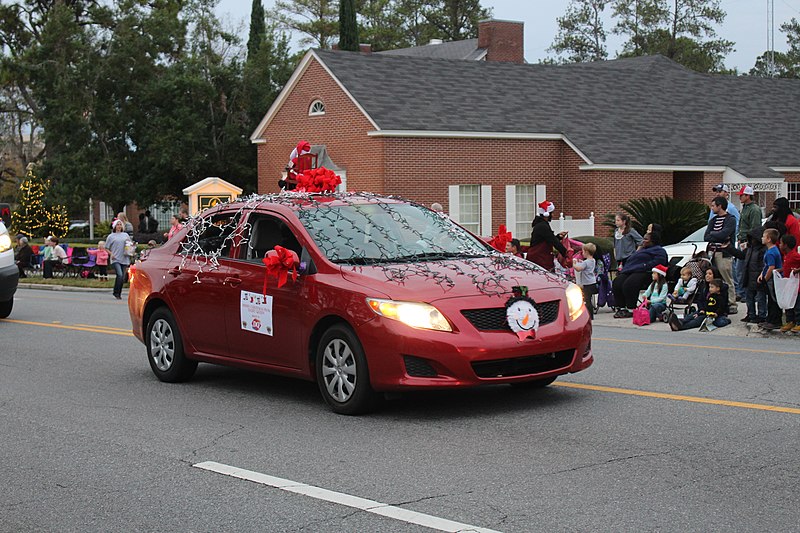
[183,213,240,257]
[242,215,302,262]
[298,202,490,264]
[680,227,706,243]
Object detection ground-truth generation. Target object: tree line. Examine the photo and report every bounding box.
[549,0,800,76]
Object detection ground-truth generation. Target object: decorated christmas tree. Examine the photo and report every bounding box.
[12,166,69,238]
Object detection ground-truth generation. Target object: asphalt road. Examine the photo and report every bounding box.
[2,287,800,532]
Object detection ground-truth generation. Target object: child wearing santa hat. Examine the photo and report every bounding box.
[526,200,568,270]
[643,264,669,322]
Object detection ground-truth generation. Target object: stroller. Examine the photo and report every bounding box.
[661,255,708,321]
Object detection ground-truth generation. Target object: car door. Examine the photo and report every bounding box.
[223,212,312,369]
[164,211,239,356]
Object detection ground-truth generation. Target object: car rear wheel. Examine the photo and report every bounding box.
[0,298,12,319]
[510,375,558,389]
[146,307,197,382]
[316,324,379,415]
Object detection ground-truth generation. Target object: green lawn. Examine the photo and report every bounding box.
[19,276,128,289]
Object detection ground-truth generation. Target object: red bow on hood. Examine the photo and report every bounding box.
[488,225,513,253]
[262,245,299,293]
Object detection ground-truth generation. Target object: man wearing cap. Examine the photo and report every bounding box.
[709,184,740,229]
[736,186,762,301]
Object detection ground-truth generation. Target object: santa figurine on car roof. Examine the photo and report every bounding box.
[279,140,312,191]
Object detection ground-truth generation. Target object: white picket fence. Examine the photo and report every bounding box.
[554,212,595,237]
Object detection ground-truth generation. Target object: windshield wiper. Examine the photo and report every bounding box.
[332,257,384,265]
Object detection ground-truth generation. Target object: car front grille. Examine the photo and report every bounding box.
[471,349,575,378]
[461,301,560,331]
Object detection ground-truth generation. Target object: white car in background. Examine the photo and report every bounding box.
[663,226,708,267]
[0,220,18,318]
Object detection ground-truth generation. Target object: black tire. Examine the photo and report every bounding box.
[146,307,197,382]
[0,298,12,319]
[315,323,379,415]
[510,375,558,389]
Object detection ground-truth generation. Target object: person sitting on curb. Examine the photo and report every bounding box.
[643,264,669,322]
[612,232,668,318]
[669,279,731,331]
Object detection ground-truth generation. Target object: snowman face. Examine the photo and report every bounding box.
[506,300,539,333]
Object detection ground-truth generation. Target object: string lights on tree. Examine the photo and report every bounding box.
[12,165,69,238]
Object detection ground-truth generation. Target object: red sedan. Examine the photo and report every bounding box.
[128,193,592,414]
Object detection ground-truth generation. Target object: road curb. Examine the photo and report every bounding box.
[18,283,125,294]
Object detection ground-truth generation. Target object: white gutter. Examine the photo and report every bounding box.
[367,130,593,165]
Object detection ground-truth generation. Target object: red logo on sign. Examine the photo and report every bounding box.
[251,318,261,331]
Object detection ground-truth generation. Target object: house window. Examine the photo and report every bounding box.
[458,185,481,234]
[514,185,536,238]
[788,183,800,210]
[308,100,325,116]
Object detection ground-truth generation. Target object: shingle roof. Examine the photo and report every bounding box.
[315,49,800,177]
[378,38,485,60]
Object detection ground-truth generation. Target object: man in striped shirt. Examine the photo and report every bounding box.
[705,196,738,314]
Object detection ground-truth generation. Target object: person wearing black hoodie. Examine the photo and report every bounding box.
[526,200,567,270]
[731,226,767,324]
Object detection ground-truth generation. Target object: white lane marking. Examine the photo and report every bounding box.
[193,461,502,533]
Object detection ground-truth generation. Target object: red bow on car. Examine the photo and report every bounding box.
[296,166,342,193]
[262,245,299,293]
[488,225,513,253]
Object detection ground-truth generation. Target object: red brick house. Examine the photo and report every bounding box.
[251,20,800,237]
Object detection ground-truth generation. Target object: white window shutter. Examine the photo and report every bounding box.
[481,185,492,236]
[535,184,547,206]
[505,185,516,232]
[448,185,459,222]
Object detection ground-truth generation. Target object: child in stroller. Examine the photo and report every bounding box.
[662,261,705,321]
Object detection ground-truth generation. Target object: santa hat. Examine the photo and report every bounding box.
[652,264,668,277]
[296,140,311,154]
[537,200,555,217]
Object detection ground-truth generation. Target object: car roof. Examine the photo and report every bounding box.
[211,192,409,214]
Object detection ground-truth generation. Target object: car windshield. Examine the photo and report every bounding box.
[680,226,707,243]
[297,202,492,264]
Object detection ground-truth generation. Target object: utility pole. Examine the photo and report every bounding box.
[767,0,775,77]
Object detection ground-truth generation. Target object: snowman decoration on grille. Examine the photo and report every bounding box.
[505,286,540,341]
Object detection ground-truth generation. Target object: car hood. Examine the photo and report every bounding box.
[339,255,568,302]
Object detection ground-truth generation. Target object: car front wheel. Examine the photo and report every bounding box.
[0,298,12,319]
[316,324,379,415]
[146,307,197,382]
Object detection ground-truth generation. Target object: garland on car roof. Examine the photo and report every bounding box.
[168,192,563,295]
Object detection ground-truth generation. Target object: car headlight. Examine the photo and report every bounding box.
[366,298,452,332]
[0,233,11,254]
[566,282,585,321]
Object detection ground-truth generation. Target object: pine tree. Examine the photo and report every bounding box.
[339,0,360,50]
[12,166,69,238]
[248,0,267,58]
[549,0,609,63]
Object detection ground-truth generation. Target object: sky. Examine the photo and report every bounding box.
[215,0,800,73]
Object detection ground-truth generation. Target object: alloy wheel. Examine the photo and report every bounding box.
[150,318,175,371]
[321,338,357,403]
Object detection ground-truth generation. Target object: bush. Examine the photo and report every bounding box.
[602,197,709,246]
[94,220,112,238]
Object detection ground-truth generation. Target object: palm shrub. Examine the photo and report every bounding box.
[601,197,709,246]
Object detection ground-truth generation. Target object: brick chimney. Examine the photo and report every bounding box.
[478,19,524,64]
[359,43,372,54]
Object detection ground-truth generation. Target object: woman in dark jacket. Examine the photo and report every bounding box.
[526,201,567,270]
[612,232,668,317]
